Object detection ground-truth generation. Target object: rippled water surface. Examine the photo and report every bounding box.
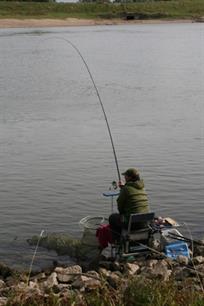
[0,23,203,269]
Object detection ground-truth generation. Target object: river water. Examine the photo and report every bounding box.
[0,23,203,269]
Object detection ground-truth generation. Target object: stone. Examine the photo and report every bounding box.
[164,257,177,268]
[135,259,146,267]
[194,245,204,256]
[16,282,27,290]
[72,275,101,290]
[0,297,8,306]
[30,272,46,282]
[29,281,39,289]
[142,260,172,281]
[145,259,158,268]
[59,287,72,299]
[98,268,111,278]
[86,270,100,279]
[125,263,140,276]
[14,287,45,304]
[195,264,204,276]
[56,283,72,292]
[107,272,121,289]
[173,267,191,281]
[44,272,58,289]
[192,256,204,265]
[176,255,189,266]
[0,280,5,289]
[55,265,82,283]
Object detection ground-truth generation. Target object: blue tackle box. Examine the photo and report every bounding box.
[165,241,190,259]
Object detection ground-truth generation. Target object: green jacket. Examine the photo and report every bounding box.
[117,180,149,223]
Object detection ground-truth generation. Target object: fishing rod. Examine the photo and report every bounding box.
[45,37,121,182]
[167,232,204,246]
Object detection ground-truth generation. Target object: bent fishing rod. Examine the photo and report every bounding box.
[44,37,121,181]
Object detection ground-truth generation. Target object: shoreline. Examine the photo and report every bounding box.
[0,18,194,29]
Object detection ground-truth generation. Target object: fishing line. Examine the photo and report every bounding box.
[183,222,204,292]
[41,37,121,181]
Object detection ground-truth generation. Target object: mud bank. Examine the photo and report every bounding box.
[0,18,194,29]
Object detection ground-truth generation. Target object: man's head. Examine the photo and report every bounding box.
[122,168,140,182]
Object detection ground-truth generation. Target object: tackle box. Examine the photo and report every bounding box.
[165,241,190,259]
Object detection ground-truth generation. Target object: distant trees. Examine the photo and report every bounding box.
[79,0,110,2]
[0,0,55,2]
[78,0,173,2]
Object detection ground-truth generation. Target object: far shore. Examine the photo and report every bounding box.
[0,18,194,29]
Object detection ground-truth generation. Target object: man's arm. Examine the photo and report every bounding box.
[117,187,127,214]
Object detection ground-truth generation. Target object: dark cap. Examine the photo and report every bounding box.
[122,168,139,178]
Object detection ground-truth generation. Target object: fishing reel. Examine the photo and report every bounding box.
[109,181,118,190]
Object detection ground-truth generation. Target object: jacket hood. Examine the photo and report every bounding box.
[126,180,145,189]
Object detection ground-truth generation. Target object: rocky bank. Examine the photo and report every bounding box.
[0,241,204,305]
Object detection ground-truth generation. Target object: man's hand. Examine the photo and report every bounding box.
[118,180,125,189]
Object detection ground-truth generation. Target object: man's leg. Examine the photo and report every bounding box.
[109,213,122,242]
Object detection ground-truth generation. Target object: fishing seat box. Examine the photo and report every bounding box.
[164,241,190,259]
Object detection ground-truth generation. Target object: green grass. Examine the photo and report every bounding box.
[0,0,204,20]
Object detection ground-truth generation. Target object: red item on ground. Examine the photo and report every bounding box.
[96,224,113,248]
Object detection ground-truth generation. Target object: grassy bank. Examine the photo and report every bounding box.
[6,277,204,306]
[0,0,204,20]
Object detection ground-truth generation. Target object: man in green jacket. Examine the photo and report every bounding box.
[109,168,150,240]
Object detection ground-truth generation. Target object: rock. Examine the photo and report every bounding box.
[44,272,58,289]
[30,272,46,282]
[72,275,101,290]
[125,263,140,276]
[59,287,72,300]
[0,280,5,289]
[173,267,191,281]
[134,259,147,267]
[29,281,39,289]
[145,259,158,268]
[86,270,100,279]
[194,244,204,256]
[176,255,189,266]
[142,260,172,281]
[107,272,121,289]
[55,283,72,293]
[164,257,177,269]
[195,264,204,276]
[55,265,82,283]
[192,256,204,265]
[11,287,45,305]
[0,297,8,306]
[16,282,27,290]
[98,268,111,278]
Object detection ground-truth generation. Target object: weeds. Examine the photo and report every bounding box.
[5,276,204,306]
[123,277,204,306]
